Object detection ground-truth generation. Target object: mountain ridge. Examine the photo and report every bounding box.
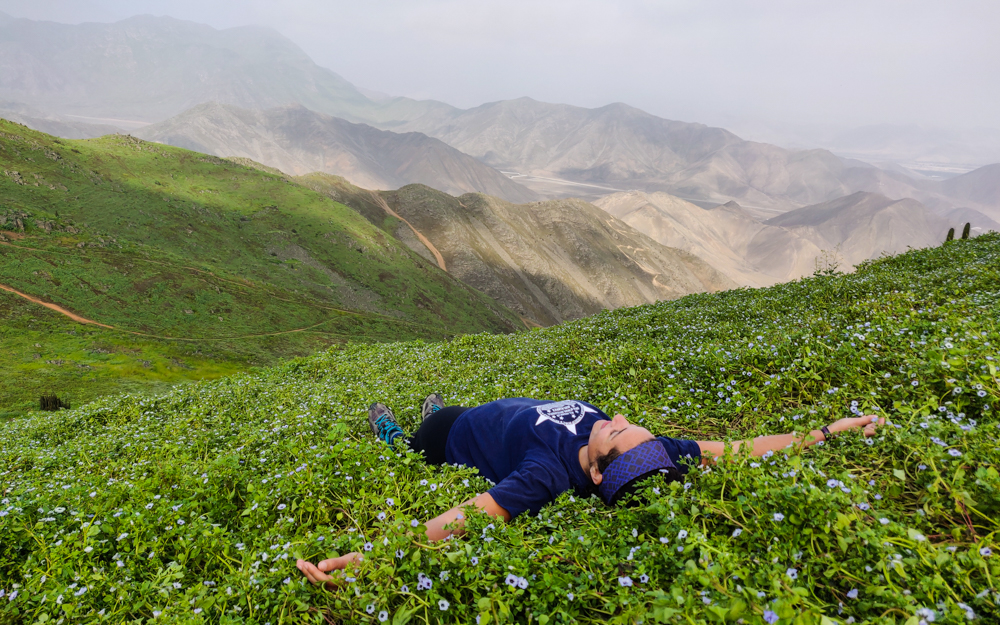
[135,102,538,202]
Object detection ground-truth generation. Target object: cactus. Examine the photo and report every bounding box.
[962,222,971,240]
[946,227,955,241]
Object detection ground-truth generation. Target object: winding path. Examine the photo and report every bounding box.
[369,191,448,271]
[0,282,116,329]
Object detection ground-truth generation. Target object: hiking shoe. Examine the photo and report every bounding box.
[368,402,405,447]
[421,393,445,421]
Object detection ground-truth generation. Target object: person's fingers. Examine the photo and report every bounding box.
[296,559,322,584]
[319,553,358,571]
[297,560,334,583]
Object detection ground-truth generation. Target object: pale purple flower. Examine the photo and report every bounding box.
[764,610,779,624]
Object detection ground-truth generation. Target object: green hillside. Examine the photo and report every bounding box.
[2,234,998,624]
[0,120,523,415]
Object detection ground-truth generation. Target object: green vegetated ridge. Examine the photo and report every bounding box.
[0,120,523,415]
[2,233,999,624]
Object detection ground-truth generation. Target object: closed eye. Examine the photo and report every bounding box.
[609,426,630,441]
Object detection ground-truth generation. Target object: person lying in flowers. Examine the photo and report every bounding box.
[297,395,885,588]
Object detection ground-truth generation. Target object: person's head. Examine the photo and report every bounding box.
[586,414,681,505]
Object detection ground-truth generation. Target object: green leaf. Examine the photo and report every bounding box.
[893,469,906,481]
[392,605,418,625]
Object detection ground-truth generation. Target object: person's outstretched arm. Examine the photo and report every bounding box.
[296,492,511,589]
[696,415,885,465]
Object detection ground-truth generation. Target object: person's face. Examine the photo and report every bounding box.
[586,413,654,486]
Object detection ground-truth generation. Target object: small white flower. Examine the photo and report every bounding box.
[786,567,798,580]
[773,513,785,522]
[438,599,450,611]
[732,529,742,538]
[378,611,388,622]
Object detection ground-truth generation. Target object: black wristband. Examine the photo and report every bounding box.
[820,425,833,440]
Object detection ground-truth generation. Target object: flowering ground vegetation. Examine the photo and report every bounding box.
[2,233,1000,625]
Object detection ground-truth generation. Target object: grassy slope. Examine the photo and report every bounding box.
[1,234,999,623]
[0,121,523,414]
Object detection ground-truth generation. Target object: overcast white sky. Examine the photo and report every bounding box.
[3,0,999,137]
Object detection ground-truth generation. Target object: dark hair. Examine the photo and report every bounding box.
[595,446,623,475]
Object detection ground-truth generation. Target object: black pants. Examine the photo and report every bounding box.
[404,406,467,465]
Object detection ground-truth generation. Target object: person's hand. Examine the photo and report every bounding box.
[862,416,886,438]
[829,415,885,437]
[296,552,362,590]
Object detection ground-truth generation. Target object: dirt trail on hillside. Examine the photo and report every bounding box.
[0,240,453,336]
[0,282,116,329]
[0,281,379,341]
[369,191,448,271]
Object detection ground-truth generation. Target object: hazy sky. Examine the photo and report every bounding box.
[3,0,999,135]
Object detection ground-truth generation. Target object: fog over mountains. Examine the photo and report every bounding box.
[1,11,997,314]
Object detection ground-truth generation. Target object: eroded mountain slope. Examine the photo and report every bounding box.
[300,175,734,326]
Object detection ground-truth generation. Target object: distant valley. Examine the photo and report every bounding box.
[596,191,993,287]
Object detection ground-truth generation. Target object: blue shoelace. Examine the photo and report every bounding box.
[375,413,404,445]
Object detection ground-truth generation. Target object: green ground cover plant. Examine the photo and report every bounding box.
[1,233,999,624]
[0,120,522,414]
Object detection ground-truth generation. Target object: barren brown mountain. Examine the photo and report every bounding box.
[299,174,735,326]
